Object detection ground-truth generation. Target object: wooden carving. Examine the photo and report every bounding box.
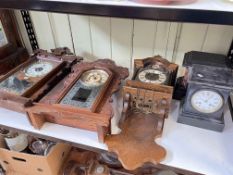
[105,56,177,170]
[26,59,129,142]
[105,85,169,170]
[0,47,81,113]
[124,80,173,118]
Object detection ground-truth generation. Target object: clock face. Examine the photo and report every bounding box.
[25,61,53,78]
[0,60,56,95]
[60,69,110,109]
[137,68,167,84]
[80,69,109,87]
[191,90,223,114]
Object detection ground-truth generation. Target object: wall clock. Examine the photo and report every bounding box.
[0,10,21,59]
[105,80,173,170]
[133,55,178,86]
[178,51,233,132]
[0,10,29,76]
[0,47,80,113]
[105,56,177,170]
[26,59,129,142]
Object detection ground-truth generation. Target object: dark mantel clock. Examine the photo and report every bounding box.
[178,51,233,132]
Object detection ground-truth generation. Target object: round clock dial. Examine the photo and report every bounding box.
[138,68,167,84]
[80,69,109,87]
[25,61,53,78]
[191,90,223,114]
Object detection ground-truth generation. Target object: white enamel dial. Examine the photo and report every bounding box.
[138,69,167,84]
[191,90,223,114]
[80,69,109,87]
[25,61,53,78]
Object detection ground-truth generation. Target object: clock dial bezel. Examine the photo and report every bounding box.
[190,89,224,114]
[182,83,229,120]
[136,66,168,85]
[80,69,110,87]
[24,61,54,78]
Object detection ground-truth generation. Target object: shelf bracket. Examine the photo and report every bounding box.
[20,10,39,51]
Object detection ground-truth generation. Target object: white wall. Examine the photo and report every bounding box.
[14,10,233,76]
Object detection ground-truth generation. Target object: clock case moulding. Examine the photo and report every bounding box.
[0,47,82,113]
[0,10,29,76]
[26,59,129,143]
[105,56,178,170]
[178,51,233,132]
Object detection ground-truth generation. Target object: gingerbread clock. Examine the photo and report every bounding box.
[106,55,178,170]
[0,47,81,113]
[26,59,129,142]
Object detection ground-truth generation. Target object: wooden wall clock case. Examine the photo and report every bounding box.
[0,48,81,113]
[105,56,178,170]
[0,10,28,76]
[26,59,129,143]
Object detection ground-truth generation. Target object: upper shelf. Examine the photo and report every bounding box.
[1,0,233,25]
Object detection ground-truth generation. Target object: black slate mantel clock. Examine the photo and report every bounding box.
[178,51,233,132]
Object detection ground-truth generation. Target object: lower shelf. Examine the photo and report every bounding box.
[0,100,232,175]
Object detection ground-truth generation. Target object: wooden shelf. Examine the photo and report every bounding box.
[0,0,233,25]
[0,100,233,175]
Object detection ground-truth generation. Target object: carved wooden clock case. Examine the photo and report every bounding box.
[105,56,178,170]
[178,51,233,132]
[26,59,129,142]
[0,47,80,113]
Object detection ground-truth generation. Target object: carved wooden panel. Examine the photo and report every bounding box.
[124,80,173,117]
[105,92,166,170]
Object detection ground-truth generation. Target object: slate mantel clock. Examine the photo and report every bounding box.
[178,51,233,132]
[0,47,80,113]
[26,59,129,142]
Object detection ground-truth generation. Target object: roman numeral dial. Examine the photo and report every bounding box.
[137,68,167,85]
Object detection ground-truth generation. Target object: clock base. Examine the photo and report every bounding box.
[178,106,225,132]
